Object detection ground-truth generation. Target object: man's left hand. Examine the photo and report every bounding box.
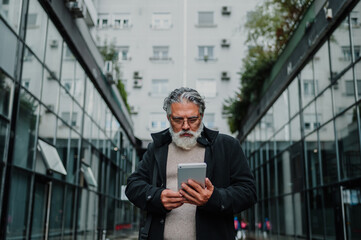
[180,178,214,206]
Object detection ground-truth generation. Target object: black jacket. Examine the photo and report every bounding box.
[125,127,257,240]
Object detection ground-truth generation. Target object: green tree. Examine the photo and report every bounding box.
[99,42,131,113]
[223,0,312,133]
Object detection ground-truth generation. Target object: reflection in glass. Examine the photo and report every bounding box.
[45,20,62,79]
[355,61,361,99]
[6,169,31,239]
[0,72,14,117]
[25,0,47,61]
[0,119,8,162]
[333,68,356,115]
[351,2,361,63]
[273,90,289,132]
[58,86,73,126]
[64,186,75,239]
[55,117,70,180]
[0,0,22,33]
[275,124,290,153]
[294,192,307,237]
[316,88,333,126]
[300,60,316,108]
[277,151,291,195]
[13,90,39,169]
[31,179,47,240]
[336,105,361,179]
[72,101,83,132]
[342,186,361,240]
[74,61,85,106]
[323,187,337,239]
[290,143,304,192]
[290,114,301,142]
[279,194,294,235]
[319,121,338,184]
[21,47,43,99]
[81,163,97,187]
[38,104,56,144]
[313,42,331,93]
[49,182,64,239]
[303,101,318,136]
[309,189,324,238]
[330,16,351,74]
[0,21,17,77]
[67,130,80,183]
[305,131,320,188]
[85,78,94,115]
[288,78,299,117]
[41,68,59,114]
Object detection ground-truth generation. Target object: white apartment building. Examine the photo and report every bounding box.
[95,0,260,144]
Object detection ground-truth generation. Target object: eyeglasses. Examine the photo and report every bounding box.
[170,115,200,126]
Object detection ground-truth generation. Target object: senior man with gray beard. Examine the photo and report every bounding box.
[126,87,256,240]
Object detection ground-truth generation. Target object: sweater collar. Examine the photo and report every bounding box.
[151,126,219,148]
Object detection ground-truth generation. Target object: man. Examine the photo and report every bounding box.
[126,87,256,240]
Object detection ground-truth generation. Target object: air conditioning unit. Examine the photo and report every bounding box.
[133,71,143,79]
[50,39,59,48]
[66,0,85,18]
[133,79,143,88]
[45,104,55,113]
[130,105,139,114]
[221,39,230,47]
[221,71,230,81]
[222,6,231,15]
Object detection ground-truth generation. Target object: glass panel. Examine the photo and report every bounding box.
[273,90,289,131]
[74,62,85,106]
[275,124,290,153]
[314,42,331,94]
[0,0,22,33]
[72,101,82,131]
[269,158,276,196]
[81,163,97,187]
[343,185,361,240]
[309,189,324,238]
[330,16,351,74]
[0,71,14,118]
[67,129,80,183]
[316,88,333,126]
[87,191,98,236]
[0,20,17,77]
[336,105,361,180]
[290,142,304,192]
[21,47,43,99]
[303,101,318,136]
[319,121,338,184]
[355,61,361,99]
[61,42,75,91]
[6,169,31,239]
[279,194,294,235]
[300,60,315,108]
[277,150,291,195]
[289,78,300,117]
[55,117,70,180]
[49,182,64,239]
[64,186,75,239]
[0,119,8,162]
[13,90,39,169]
[38,105,56,144]
[269,198,277,235]
[294,192,307,237]
[25,0,47,61]
[305,131,320,188]
[85,78,94,115]
[31,179,47,240]
[58,86,73,126]
[83,113,92,143]
[323,186,337,239]
[333,68,356,115]
[351,2,361,63]
[42,68,59,114]
[290,114,301,143]
[45,20,62,80]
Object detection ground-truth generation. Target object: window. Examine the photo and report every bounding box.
[303,79,318,96]
[97,14,109,28]
[27,13,37,27]
[196,79,216,97]
[118,46,130,61]
[81,163,97,187]
[152,46,169,60]
[152,12,172,29]
[113,13,131,29]
[203,113,215,129]
[61,112,77,127]
[198,12,214,26]
[149,113,168,131]
[151,79,168,96]
[345,80,361,96]
[342,46,352,61]
[198,46,214,60]
[38,139,67,175]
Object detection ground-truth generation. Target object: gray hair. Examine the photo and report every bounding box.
[163,87,206,116]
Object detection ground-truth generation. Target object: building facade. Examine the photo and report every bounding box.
[0,0,139,239]
[239,0,361,239]
[95,0,259,144]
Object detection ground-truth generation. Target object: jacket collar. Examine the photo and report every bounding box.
[151,126,219,148]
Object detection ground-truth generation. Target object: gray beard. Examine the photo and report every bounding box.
[169,123,204,150]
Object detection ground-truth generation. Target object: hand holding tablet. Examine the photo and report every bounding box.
[177,162,207,190]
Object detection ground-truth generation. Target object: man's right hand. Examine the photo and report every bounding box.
[161,189,184,210]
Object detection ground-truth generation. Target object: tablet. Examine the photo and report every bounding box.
[177,163,207,190]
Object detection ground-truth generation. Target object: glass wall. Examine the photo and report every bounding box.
[0,0,137,239]
[241,2,361,239]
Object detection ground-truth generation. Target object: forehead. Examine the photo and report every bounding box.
[170,101,199,116]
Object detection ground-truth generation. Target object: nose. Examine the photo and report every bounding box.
[182,120,190,131]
